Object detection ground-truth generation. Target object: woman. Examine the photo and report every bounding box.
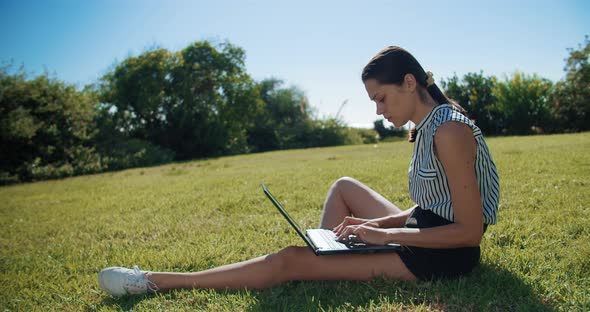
[98,46,499,297]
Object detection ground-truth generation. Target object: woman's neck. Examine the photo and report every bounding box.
[411,97,438,126]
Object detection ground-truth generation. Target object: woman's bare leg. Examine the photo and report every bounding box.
[146,246,415,291]
[145,178,416,291]
[320,177,403,229]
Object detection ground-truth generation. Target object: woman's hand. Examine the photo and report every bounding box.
[335,224,395,246]
[333,216,379,236]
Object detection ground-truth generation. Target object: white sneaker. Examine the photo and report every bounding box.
[98,265,159,297]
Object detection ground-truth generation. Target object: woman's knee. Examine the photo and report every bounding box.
[332,176,360,193]
[274,246,307,268]
[271,246,312,280]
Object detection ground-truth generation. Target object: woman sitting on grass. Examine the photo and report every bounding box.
[98,46,500,297]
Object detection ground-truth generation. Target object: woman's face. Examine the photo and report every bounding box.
[364,77,415,128]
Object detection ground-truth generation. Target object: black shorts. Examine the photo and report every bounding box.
[397,207,486,280]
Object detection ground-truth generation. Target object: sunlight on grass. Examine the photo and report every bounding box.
[1,133,589,311]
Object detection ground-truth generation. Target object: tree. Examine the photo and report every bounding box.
[98,41,259,159]
[166,41,258,157]
[373,119,407,139]
[550,35,590,132]
[98,48,174,141]
[494,72,553,135]
[441,72,502,135]
[247,78,312,151]
[0,65,101,183]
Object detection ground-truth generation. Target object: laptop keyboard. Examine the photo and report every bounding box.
[315,229,347,249]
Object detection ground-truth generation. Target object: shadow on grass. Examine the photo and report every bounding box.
[95,263,554,311]
[247,263,555,311]
[97,294,151,311]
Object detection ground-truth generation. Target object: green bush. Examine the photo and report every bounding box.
[99,138,175,171]
[494,72,553,135]
[0,66,103,184]
[373,119,407,140]
[307,119,346,147]
[345,127,379,144]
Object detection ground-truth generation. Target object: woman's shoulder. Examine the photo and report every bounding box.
[431,105,475,132]
[433,121,474,144]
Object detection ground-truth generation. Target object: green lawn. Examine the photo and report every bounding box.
[1,132,589,311]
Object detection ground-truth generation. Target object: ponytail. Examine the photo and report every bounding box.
[408,72,467,143]
[408,127,417,143]
[425,71,466,114]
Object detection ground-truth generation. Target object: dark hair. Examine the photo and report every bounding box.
[362,46,465,142]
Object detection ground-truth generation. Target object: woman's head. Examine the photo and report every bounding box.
[362,46,464,131]
[362,46,429,89]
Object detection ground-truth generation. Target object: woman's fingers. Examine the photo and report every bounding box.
[337,224,386,245]
[336,225,356,241]
[336,224,367,241]
[333,217,352,234]
[333,216,367,234]
[333,223,343,234]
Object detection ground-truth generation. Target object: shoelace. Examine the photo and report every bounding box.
[128,265,160,293]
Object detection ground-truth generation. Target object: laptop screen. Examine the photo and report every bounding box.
[261,183,316,249]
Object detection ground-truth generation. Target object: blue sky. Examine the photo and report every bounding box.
[1,0,588,128]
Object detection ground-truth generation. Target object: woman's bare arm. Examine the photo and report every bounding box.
[337,122,484,248]
[372,207,416,228]
[388,122,484,248]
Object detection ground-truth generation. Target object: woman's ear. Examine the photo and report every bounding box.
[403,73,417,92]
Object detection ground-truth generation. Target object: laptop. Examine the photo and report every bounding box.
[261,183,400,256]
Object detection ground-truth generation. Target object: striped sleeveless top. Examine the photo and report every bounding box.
[408,104,500,224]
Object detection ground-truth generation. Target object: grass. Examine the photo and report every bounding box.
[1,132,589,311]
